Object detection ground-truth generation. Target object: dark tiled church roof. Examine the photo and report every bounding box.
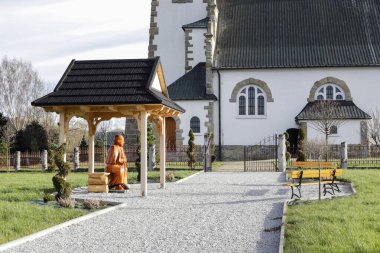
[182,17,209,30]
[295,101,371,121]
[167,62,217,101]
[32,57,184,112]
[215,0,380,69]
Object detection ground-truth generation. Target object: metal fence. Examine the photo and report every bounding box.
[244,135,278,172]
[348,145,380,168]
[0,145,206,172]
[0,151,42,171]
[302,144,380,168]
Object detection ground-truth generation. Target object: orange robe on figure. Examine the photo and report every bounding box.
[105,135,128,190]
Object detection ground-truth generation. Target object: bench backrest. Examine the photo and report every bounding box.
[291,161,337,169]
[290,169,343,179]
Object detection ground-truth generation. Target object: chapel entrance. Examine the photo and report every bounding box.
[286,128,299,156]
[165,117,176,150]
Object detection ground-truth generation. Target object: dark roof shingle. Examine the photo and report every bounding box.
[215,0,380,69]
[32,57,184,112]
[295,101,371,121]
[167,62,217,101]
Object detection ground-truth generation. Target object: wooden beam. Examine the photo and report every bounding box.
[80,106,92,112]
[53,106,65,112]
[157,63,169,97]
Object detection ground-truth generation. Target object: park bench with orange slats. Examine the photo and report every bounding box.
[286,161,343,199]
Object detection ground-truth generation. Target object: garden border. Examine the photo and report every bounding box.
[175,170,204,184]
[0,201,128,252]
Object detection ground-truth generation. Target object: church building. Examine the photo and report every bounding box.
[143,0,380,160]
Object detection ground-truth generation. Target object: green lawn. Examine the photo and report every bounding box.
[0,169,198,244]
[284,170,380,253]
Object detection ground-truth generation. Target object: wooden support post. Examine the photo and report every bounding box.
[59,112,67,162]
[88,131,95,173]
[140,111,148,197]
[159,117,166,189]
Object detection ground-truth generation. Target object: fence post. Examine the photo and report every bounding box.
[73,147,80,171]
[14,151,20,171]
[244,146,246,172]
[340,142,348,169]
[41,150,48,171]
[148,145,155,171]
[277,134,286,172]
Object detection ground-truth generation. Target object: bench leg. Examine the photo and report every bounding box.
[323,184,336,196]
[332,183,340,192]
[290,185,301,199]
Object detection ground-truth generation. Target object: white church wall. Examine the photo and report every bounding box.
[304,120,362,145]
[175,100,210,145]
[155,1,207,85]
[189,28,207,68]
[214,67,380,146]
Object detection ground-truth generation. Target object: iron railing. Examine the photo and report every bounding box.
[244,134,278,172]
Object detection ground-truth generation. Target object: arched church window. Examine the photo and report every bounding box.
[248,87,255,115]
[314,84,345,100]
[239,96,246,115]
[190,117,200,133]
[237,85,266,116]
[258,96,265,115]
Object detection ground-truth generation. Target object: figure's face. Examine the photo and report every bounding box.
[114,135,124,147]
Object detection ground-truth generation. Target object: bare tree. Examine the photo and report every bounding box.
[66,117,88,150]
[308,100,345,146]
[0,56,44,132]
[368,107,380,146]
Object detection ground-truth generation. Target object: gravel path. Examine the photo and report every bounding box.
[3,172,289,253]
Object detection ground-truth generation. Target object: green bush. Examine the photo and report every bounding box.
[166,171,175,181]
[296,150,306,162]
[57,197,76,208]
[43,193,55,203]
[0,140,8,166]
[52,175,72,200]
[83,199,101,210]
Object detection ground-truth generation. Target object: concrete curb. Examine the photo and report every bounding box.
[278,200,288,253]
[0,202,128,252]
[349,182,357,195]
[175,170,204,184]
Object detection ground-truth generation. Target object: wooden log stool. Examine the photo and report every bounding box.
[88,173,110,193]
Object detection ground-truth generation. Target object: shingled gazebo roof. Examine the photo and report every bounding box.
[32,57,184,113]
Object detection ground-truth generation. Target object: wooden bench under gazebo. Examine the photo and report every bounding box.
[32,57,185,196]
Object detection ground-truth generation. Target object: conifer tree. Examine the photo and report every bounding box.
[135,133,141,181]
[79,135,88,149]
[296,128,307,161]
[187,129,196,169]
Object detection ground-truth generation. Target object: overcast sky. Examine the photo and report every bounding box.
[0,0,151,87]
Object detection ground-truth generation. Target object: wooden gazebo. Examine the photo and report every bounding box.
[32,57,184,196]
